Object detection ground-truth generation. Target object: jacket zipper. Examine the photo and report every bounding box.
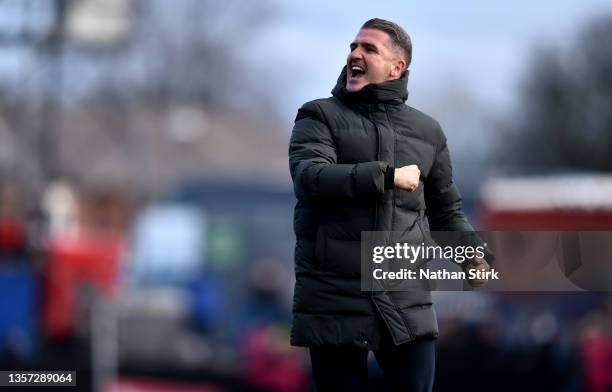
[385,104,397,232]
[371,108,380,297]
[372,105,415,345]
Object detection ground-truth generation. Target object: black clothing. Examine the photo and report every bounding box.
[289,66,477,349]
[310,335,435,392]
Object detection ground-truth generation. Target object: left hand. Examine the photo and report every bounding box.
[466,257,491,288]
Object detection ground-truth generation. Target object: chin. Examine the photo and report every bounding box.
[346,83,365,92]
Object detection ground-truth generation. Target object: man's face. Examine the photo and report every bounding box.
[346,28,406,92]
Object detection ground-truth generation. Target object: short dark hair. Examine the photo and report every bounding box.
[361,18,412,68]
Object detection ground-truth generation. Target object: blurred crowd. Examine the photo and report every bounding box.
[0,179,610,392]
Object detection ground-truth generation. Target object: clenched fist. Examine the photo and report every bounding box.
[394,165,420,192]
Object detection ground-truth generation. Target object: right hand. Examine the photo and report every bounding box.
[394,165,420,192]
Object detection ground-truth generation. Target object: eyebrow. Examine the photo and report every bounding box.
[350,41,379,52]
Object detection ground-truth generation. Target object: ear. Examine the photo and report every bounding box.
[389,58,407,79]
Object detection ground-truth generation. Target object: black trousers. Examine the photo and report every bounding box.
[309,337,435,392]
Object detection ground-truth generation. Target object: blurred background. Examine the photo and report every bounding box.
[0,0,611,391]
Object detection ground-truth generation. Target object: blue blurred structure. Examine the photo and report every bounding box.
[0,262,38,363]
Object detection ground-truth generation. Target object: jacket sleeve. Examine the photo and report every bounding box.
[424,125,494,264]
[289,101,393,200]
[424,134,472,232]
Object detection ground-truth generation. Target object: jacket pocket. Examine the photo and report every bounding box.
[397,303,439,340]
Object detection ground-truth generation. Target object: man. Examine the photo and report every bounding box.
[288,18,491,391]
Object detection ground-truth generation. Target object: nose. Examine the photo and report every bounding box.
[348,48,364,63]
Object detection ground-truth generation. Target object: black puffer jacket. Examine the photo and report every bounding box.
[288,66,476,349]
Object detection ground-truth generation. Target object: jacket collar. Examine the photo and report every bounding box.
[331,65,409,107]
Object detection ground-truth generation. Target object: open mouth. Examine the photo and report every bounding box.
[349,64,366,79]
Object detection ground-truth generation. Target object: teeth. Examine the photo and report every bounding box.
[350,65,365,78]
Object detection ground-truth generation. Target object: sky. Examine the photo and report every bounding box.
[2,0,611,128]
[246,0,612,125]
